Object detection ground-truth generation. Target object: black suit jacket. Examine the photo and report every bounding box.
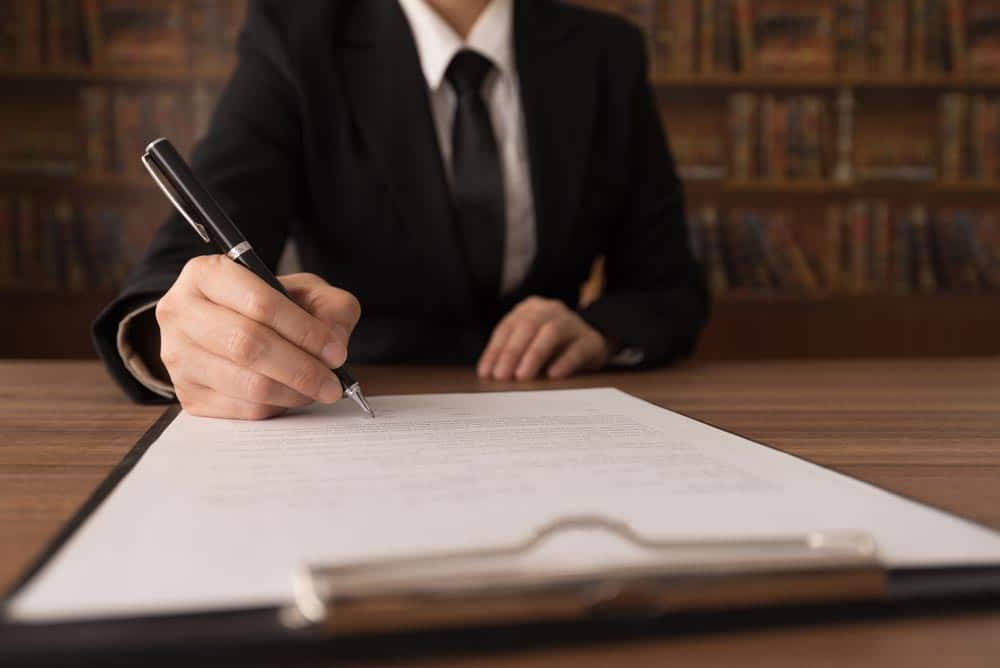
[93,0,709,403]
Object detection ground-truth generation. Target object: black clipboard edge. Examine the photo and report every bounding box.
[1,406,181,607]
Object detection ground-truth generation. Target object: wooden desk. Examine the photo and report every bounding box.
[2,359,1000,667]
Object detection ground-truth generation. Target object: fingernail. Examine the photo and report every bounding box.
[319,376,343,403]
[321,341,346,368]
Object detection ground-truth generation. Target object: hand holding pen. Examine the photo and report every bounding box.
[142,138,374,420]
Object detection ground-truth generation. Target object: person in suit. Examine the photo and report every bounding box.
[93,0,708,419]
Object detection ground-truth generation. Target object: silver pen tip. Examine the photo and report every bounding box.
[345,383,375,418]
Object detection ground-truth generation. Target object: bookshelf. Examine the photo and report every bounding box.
[3,0,1000,361]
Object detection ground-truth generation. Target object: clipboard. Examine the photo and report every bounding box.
[3,406,1000,662]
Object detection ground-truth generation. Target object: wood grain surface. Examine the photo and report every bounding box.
[1,359,999,667]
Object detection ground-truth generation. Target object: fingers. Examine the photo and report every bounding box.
[185,257,347,369]
[164,333,313,409]
[175,382,288,422]
[167,294,344,404]
[515,321,570,381]
[477,319,514,378]
[280,273,363,343]
[547,339,592,380]
[492,320,542,380]
[478,297,612,382]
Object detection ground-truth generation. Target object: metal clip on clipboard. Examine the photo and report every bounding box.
[283,516,888,636]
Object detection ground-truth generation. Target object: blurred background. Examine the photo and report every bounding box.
[2,0,999,361]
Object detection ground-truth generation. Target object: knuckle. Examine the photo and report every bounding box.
[243,290,278,325]
[154,296,173,325]
[159,342,181,369]
[227,325,267,365]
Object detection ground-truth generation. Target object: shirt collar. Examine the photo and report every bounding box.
[397,0,515,91]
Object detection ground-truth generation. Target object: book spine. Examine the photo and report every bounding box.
[940,93,967,181]
[970,95,984,180]
[81,0,102,66]
[825,206,844,291]
[700,0,715,74]
[849,201,870,294]
[702,206,730,295]
[675,0,696,74]
[886,0,907,74]
[18,196,40,286]
[833,89,854,183]
[911,206,938,293]
[742,211,774,289]
[971,214,1000,289]
[755,214,791,289]
[891,211,913,294]
[951,211,983,290]
[760,96,775,180]
[773,98,789,180]
[17,1,43,66]
[870,201,891,293]
[947,0,966,73]
[838,0,867,76]
[80,86,110,174]
[985,97,999,181]
[912,0,928,75]
[729,93,757,181]
[734,0,754,72]
[771,214,821,292]
[714,0,735,73]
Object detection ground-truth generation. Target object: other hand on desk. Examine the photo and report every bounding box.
[155,256,361,420]
[477,297,612,381]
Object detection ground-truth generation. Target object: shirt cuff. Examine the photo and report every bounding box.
[116,301,176,400]
[609,347,645,368]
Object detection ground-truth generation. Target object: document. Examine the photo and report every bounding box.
[9,388,1000,622]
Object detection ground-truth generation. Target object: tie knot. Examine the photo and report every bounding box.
[445,50,494,95]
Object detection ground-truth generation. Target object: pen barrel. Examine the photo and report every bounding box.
[237,248,357,388]
[237,249,290,298]
[146,139,246,254]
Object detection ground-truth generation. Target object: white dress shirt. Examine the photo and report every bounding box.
[119,0,541,397]
[397,0,537,296]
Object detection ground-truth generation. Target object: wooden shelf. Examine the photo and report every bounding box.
[654,73,1000,90]
[0,64,233,86]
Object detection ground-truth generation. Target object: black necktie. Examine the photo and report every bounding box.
[446,50,506,300]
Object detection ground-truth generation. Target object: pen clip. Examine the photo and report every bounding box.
[142,149,212,244]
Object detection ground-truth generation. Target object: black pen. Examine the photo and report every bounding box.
[141,137,374,418]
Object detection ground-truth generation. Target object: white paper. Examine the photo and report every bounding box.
[9,388,1000,622]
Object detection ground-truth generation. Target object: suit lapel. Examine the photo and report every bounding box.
[514,0,598,291]
[334,1,477,313]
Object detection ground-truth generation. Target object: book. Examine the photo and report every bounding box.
[969,94,1000,180]
[735,93,827,181]
[964,0,1000,71]
[186,0,245,68]
[848,201,870,293]
[80,86,111,174]
[87,0,186,67]
[729,93,758,180]
[674,135,727,181]
[940,93,968,180]
[910,205,939,292]
[0,0,42,66]
[699,206,730,295]
[838,0,868,75]
[870,201,892,292]
[45,0,88,66]
[751,0,837,73]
